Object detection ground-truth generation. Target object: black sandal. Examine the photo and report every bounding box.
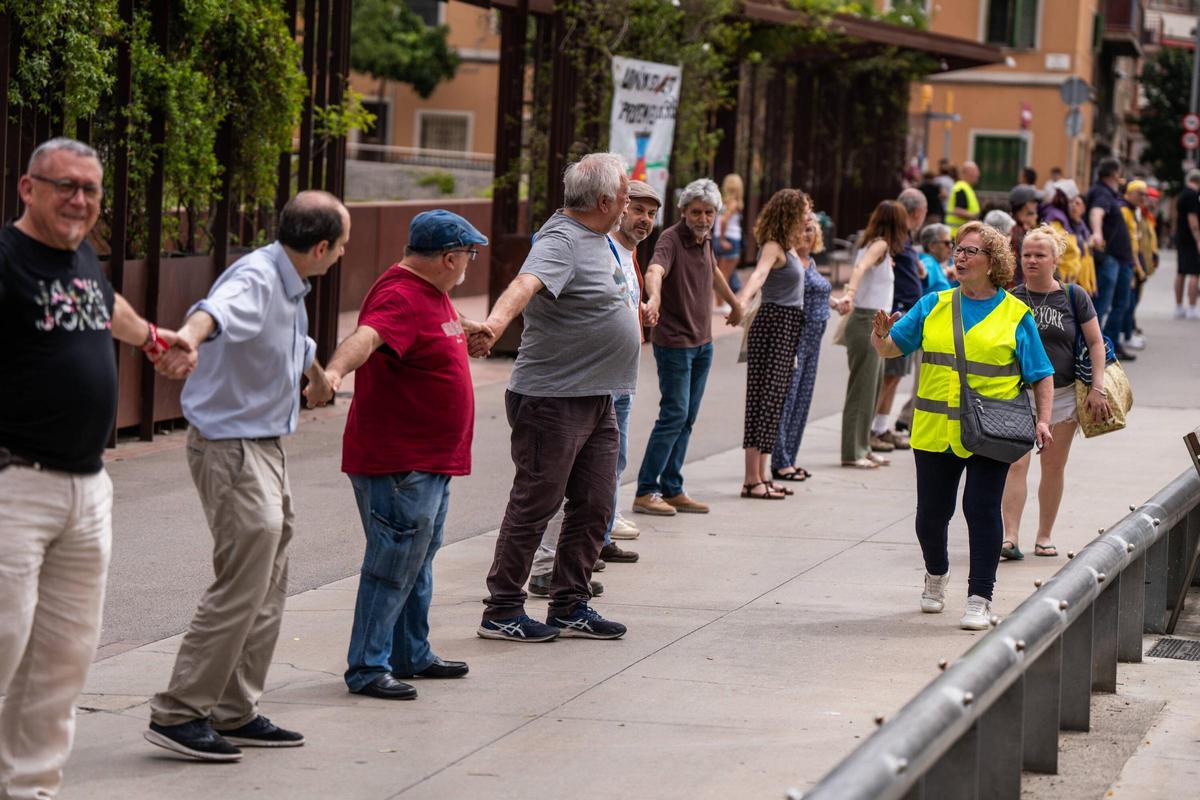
[741,481,786,500]
[772,467,809,482]
[766,481,794,496]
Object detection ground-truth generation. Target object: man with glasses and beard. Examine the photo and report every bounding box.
[322,211,488,699]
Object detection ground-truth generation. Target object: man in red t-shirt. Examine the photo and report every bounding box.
[324,210,487,701]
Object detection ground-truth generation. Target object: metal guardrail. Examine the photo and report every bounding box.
[792,462,1200,800]
[346,142,495,172]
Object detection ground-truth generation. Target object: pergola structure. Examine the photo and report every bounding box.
[462,1,1001,352]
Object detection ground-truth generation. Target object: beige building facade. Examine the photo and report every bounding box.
[349,0,499,156]
[897,0,1103,191]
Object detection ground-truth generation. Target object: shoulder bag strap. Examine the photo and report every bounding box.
[951,288,971,399]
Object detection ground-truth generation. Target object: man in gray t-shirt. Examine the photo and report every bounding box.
[470,153,636,644]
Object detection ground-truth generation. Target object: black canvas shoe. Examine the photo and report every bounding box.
[218,715,305,747]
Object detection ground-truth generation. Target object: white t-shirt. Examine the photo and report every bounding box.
[612,238,641,313]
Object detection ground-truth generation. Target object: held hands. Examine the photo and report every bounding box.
[871,309,901,339]
[641,296,660,327]
[468,322,497,358]
[303,370,334,408]
[152,329,198,380]
[725,301,744,327]
[1089,232,1105,251]
[833,294,853,316]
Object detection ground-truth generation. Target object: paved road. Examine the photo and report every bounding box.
[99,256,1197,658]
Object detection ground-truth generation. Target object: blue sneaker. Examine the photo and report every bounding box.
[547,604,627,639]
[477,614,560,642]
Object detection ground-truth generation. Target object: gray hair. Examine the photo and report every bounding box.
[897,187,927,214]
[27,137,100,174]
[563,152,628,211]
[982,209,1016,237]
[677,178,721,211]
[919,222,951,250]
[1187,169,1200,187]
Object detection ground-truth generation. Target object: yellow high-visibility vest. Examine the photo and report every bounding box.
[944,180,979,236]
[910,289,1030,458]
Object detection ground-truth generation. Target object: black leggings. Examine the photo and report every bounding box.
[913,448,1011,600]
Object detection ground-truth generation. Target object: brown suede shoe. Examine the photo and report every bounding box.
[663,493,709,514]
[632,493,676,516]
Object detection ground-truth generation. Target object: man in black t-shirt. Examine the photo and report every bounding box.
[0,137,191,799]
[1175,169,1200,318]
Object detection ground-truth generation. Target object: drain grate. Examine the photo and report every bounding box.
[1146,637,1200,661]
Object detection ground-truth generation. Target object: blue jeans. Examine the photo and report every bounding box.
[345,471,449,691]
[1092,254,1120,328]
[636,343,714,497]
[605,392,633,540]
[1101,260,1134,346]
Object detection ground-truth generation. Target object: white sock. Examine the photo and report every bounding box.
[872,414,890,435]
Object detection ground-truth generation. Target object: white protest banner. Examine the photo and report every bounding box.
[609,56,681,215]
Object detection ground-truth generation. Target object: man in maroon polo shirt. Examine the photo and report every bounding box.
[323,210,487,700]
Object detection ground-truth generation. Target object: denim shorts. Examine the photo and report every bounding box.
[714,237,741,259]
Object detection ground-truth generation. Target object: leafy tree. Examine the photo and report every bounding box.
[350,0,460,100]
[1138,45,1194,193]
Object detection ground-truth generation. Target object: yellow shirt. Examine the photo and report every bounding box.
[1050,220,1096,294]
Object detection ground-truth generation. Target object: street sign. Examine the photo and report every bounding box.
[1182,131,1200,150]
[1184,113,1200,132]
[1065,108,1083,138]
[1060,77,1089,107]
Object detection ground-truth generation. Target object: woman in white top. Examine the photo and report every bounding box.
[832,200,908,468]
[713,173,744,308]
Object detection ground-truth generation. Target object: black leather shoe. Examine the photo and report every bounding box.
[352,672,417,700]
[408,656,469,679]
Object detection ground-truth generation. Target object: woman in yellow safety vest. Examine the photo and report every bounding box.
[869,221,1055,631]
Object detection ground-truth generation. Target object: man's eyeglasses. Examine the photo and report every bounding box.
[938,239,953,246]
[449,248,479,261]
[29,174,102,202]
[953,245,985,260]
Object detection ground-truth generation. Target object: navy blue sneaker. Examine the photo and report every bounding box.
[217,715,305,747]
[547,604,627,639]
[144,719,242,762]
[477,614,560,642]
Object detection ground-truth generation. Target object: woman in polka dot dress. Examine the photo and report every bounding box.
[734,189,811,499]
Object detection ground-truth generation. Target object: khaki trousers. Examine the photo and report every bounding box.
[0,466,112,800]
[149,429,293,729]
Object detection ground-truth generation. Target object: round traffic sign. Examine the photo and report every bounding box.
[1185,113,1200,133]
[1182,131,1199,150]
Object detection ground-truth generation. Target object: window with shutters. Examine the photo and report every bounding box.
[973,135,1027,192]
[985,0,1039,50]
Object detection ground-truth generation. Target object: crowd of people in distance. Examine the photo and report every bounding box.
[0,135,1168,799]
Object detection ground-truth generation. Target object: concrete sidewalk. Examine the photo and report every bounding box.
[65,397,1198,799]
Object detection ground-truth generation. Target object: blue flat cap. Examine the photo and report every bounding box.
[409,209,489,252]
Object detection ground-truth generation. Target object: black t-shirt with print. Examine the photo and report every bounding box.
[1011,283,1096,389]
[0,224,117,473]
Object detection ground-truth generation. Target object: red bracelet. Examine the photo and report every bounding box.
[140,322,170,363]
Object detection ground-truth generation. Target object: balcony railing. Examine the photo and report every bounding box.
[1104,0,1145,56]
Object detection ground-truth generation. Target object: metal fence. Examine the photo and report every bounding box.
[346,142,495,172]
[793,461,1200,800]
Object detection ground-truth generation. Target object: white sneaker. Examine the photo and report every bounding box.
[1189,306,1200,320]
[1125,334,1146,350]
[960,595,993,630]
[612,514,640,540]
[921,572,950,613]
[1175,305,1188,319]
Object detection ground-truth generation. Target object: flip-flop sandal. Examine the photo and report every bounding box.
[1000,541,1024,560]
[1034,543,1058,557]
[766,481,794,496]
[741,481,786,499]
[841,458,879,469]
[771,468,808,482]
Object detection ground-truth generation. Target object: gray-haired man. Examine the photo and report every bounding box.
[634,178,741,516]
[472,152,637,642]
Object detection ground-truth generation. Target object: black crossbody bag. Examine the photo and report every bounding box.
[951,289,1036,463]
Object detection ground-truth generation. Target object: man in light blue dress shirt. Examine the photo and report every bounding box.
[145,191,346,762]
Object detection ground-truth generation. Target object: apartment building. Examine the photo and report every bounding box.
[897,0,1144,191]
[349,0,499,157]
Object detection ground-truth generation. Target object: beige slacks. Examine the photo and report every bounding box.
[149,429,293,729]
[0,466,112,800]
